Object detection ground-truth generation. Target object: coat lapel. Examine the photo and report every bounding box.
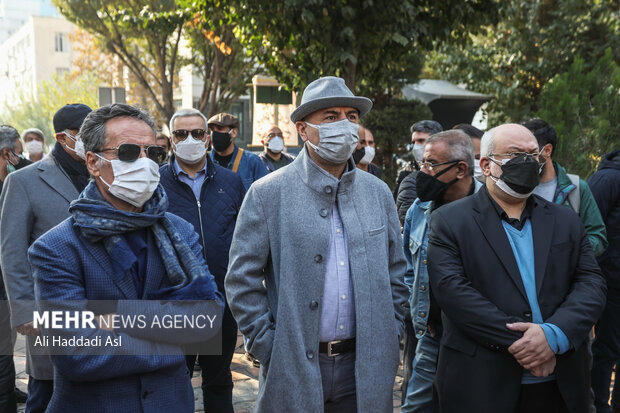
[530,199,554,294]
[38,155,79,203]
[471,190,528,302]
[79,232,137,299]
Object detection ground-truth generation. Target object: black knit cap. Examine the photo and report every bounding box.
[53,103,93,133]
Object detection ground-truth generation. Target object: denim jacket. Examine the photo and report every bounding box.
[403,179,483,338]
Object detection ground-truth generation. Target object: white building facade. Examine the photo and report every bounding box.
[0,15,78,105]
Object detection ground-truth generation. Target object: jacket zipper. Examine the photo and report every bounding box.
[196,199,208,260]
[172,166,209,261]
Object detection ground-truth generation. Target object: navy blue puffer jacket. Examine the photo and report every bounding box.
[160,156,245,293]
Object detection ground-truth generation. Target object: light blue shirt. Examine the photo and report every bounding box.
[173,157,208,199]
[533,177,557,202]
[502,219,571,383]
[318,203,356,342]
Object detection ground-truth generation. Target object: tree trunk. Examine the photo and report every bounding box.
[342,61,356,92]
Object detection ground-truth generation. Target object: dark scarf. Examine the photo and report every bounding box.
[52,142,89,193]
[69,181,222,301]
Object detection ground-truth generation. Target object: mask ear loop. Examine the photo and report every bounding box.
[94,153,113,188]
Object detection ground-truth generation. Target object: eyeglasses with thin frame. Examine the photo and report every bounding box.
[97,143,167,164]
[266,133,283,140]
[171,129,206,141]
[489,151,540,161]
[417,159,460,172]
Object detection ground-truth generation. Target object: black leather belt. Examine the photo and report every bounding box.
[319,338,355,357]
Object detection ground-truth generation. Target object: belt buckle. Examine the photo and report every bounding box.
[327,340,343,357]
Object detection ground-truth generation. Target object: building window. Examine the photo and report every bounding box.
[56,67,69,76]
[55,33,68,52]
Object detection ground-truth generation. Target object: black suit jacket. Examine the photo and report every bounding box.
[427,186,606,413]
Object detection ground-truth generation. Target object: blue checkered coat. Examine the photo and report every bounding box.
[28,213,214,413]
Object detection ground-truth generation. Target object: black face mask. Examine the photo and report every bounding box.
[493,153,541,194]
[211,130,232,153]
[15,155,33,170]
[416,161,459,202]
[352,147,365,164]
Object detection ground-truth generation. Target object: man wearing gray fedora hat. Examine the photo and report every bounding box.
[226,76,408,412]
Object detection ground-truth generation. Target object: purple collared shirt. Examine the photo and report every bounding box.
[319,204,356,342]
[173,157,207,199]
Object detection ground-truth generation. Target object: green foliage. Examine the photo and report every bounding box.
[1,72,98,145]
[537,48,620,178]
[183,1,260,117]
[54,0,187,122]
[231,0,501,99]
[427,0,620,125]
[54,0,255,123]
[361,99,432,188]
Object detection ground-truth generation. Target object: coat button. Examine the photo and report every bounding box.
[319,208,328,217]
[523,311,532,318]
[423,259,427,265]
[306,350,314,360]
[420,312,426,318]
[315,255,323,263]
[310,300,319,310]
[324,186,333,194]
[420,285,426,291]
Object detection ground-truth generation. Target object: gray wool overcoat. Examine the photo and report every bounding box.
[0,154,79,380]
[225,148,408,413]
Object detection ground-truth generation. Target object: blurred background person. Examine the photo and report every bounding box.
[396,120,443,224]
[258,125,295,173]
[353,126,381,178]
[208,112,267,190]
[452,124,483,179]
[21,128,46,163]
[156,131,171,165]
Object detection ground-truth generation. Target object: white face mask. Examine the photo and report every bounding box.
[62,131,85,160]
[304,118,359,164]
[413,143,425,162]
[172,135,207,164]
[96,155,160,207]
[26,140,44,155]
[359,146,375,165]
[474,163,483,178]
[267,136,284,153]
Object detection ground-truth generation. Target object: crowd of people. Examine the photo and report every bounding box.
[0,75,617,413]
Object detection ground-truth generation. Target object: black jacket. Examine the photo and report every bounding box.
[396,171,418,225]
[427,187,606,413]
[588,150,620,288]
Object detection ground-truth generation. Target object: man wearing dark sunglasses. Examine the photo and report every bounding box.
[27,103,224,412]
[0,103,92,412]
[207,112,267,190]
[160,108,245,413]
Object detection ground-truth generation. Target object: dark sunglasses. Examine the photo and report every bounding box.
[172,129,206,140]
[97,143,167,164]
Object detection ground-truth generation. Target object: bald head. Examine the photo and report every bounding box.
[481,124,538,158]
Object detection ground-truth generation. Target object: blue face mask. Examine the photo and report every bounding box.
[304,118,359,164]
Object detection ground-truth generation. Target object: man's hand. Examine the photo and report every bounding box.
[530,356,556,377]
[507,322,554,369]
[16,322,40,336]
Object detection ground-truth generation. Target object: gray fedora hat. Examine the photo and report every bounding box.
[290,76,373,122]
